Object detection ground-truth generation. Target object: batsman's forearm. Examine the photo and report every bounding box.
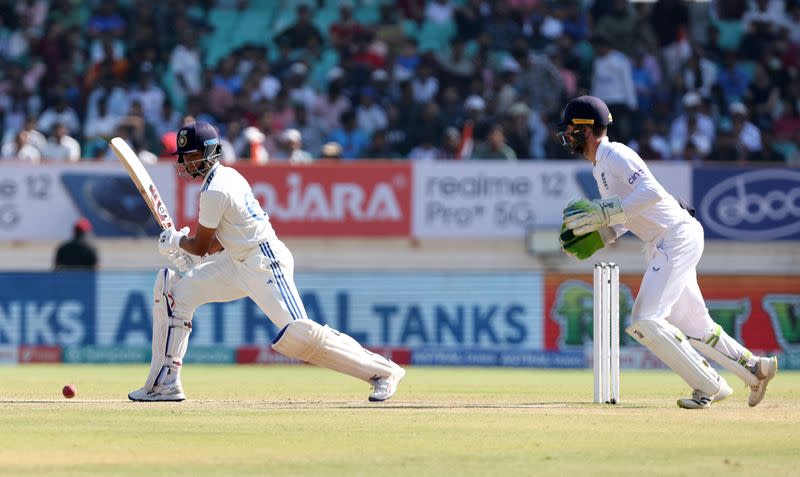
[179,236,210,256]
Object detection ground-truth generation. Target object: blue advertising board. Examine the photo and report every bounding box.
[693,168,800,240]
[0,271,545,353]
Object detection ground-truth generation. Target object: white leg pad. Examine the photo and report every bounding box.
[144,269,192,390]
[626,319,721,395]
[690,325,759,387]
[272,320,399,383]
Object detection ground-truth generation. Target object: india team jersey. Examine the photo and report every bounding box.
[593,138,692,243]
[197,163,277,259]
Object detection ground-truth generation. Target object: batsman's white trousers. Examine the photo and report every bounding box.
[631,219,715,338]
[171,238,308,328]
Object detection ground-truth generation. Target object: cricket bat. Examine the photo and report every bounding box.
[109,137,174,230]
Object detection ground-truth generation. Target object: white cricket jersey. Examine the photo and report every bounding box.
[593,137,692,243]
[197,163,277,260]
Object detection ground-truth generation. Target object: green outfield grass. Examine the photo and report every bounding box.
[0,365,798,476]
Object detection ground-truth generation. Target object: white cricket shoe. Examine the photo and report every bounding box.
[748,356,778,407]
[369,367,406,402]
[677,379,733,409]
[128,383,186,402]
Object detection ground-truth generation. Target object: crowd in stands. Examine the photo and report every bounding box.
[1,0,799,165]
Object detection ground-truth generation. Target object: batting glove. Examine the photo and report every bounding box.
[563,197,626,236]
[167,250,195,274]
[158,226,189,256]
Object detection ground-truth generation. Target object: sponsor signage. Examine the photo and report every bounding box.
[412,347,584,367]
[0,163,175,240]
[18,345,62,363]
[694,168,800,240]
[412,161,691,238]
[176,163,412,236]
[544,274,797,355]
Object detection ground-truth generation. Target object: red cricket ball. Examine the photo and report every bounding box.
[62,384,77,399]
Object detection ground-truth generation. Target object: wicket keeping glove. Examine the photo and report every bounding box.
[560,223,614,260]
[158,226,189,256]
[563,197,626,236]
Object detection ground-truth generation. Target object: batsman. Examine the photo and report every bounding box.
[128,121,405,402]
[557,96,777,409]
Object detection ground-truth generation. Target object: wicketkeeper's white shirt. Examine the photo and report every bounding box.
[197,163,277,260]
[592,137,692,243]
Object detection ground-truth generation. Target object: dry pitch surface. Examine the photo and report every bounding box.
[1,365,798,476]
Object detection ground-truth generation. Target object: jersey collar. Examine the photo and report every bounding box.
[593,137,611,165]
[201,162,221,191]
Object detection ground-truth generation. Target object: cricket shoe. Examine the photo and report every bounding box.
[677,379,733,409]
[369,367,406,402]
[128,383,186,402]
[748,356,778,407]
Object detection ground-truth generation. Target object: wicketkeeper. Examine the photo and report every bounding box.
[128,121,405,402]
[557,96,777,409]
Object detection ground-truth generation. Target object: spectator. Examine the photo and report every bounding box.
[330,2,366,55]
[411,62,439,103]
[729,102,763,158]
[471,125,517,160]
[54,218,98,270]
[394,37,421,76]
[425,0,456,24]
[310,81,351,134]
[484,2,520,51]
[38,94,80,136]
[375,4,406,48]
[439,126,461,160]
[2,130,42,162]
[83,96,122,148]
[274,4,323,51]
[47,120,84,162]
[744,62,781,130]
[630,118,671,160]
[288,102,325,158]
[169,30,203,98]
[328,110,369,160]
[129,63,165,124]
[150,101,182,141]
[362,129,398,159]
[679,49,717,99]
[590,35,638,141]
[356,87,388,135]
[593,0,638,56]
[219,119,244,164]
[716,51,751,103]
[320,141,343,160]
[285,62,317,110]
[504,102,532,159]
[275,128,313,164]
[255,61,281,101]
[454,0,488,40]
[436,37,475,93]
[517,50,564,120]
[670,92,715,160]
[409,133,442,161]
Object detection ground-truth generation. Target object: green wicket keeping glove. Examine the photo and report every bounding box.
[563,197,626,236]
[560,223,607,260]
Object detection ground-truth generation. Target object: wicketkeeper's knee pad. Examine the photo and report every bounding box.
[144,269,192,389]
[689,324,759,387]
[272,320,399,383]
[626,319,722,395]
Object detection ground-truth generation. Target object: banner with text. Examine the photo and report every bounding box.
[412,161,691,238]
[0,271,543,352]
[544,274,798,366]
[176,163,412,236]
[693,167,800,240]
[0,162,175,240]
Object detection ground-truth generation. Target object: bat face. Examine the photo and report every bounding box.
[109,137,175,231]
[148,183,173,229]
